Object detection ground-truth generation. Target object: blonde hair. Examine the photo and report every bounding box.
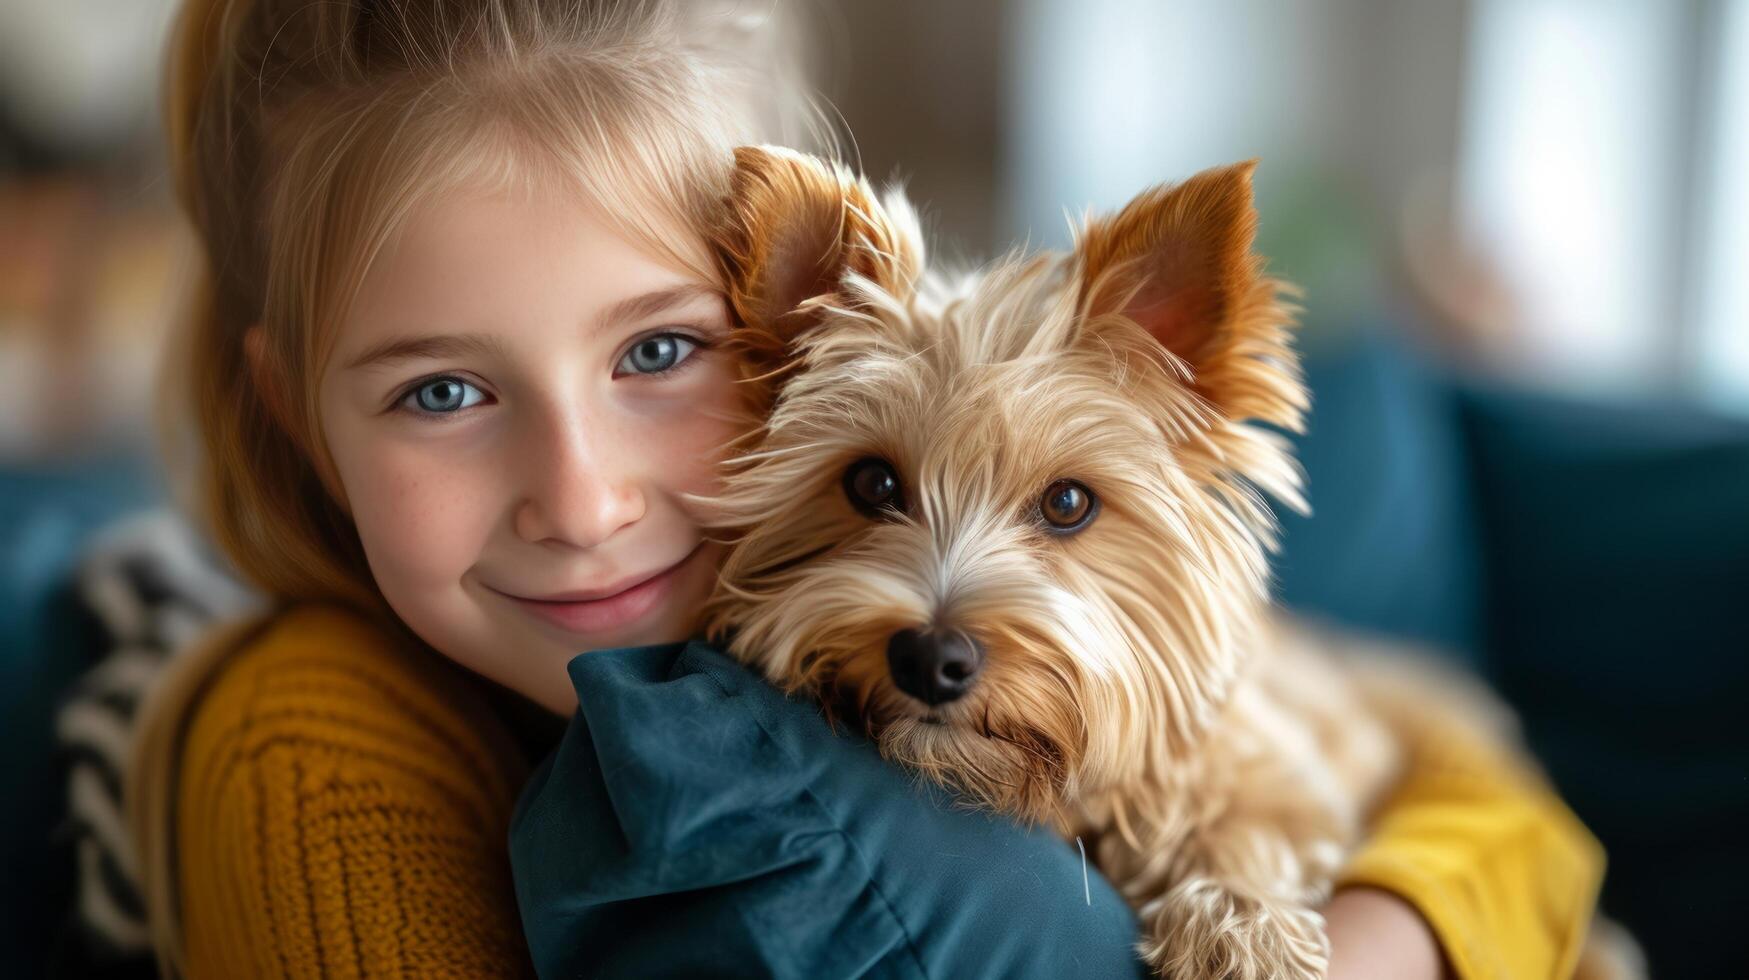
[129,0,816,972]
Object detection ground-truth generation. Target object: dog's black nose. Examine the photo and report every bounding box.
[886,627,984,705]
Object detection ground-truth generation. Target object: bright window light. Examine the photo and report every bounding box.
[1694,0,1749,413]
[1457,0,1684,392]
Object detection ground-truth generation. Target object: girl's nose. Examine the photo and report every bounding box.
[512,422,645,549]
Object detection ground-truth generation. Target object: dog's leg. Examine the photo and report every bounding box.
[1099,767,1352,980]
[1108,670,1379,980]
[1127,813,1339,980]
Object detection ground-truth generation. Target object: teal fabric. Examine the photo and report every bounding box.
[1457,388,1749,980]
[1277,332,1484,665]
[510,640,1147,980]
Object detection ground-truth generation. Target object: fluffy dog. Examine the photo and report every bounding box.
[700,146,1632,979]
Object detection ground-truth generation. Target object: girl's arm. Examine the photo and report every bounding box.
[174,605,536,979]
[1325,685,1606,980]
[1326,886,1450,980]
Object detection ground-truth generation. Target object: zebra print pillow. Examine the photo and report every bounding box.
[53,511,258,970]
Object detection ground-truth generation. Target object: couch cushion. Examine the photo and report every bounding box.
[1276,334,1484,664]
[1459,388,1749,980]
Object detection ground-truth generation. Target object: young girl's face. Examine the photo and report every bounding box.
[316,182,740,714]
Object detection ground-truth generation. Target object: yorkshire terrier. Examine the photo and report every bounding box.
[700,146,1635,980]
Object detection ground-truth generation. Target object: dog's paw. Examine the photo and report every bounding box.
[1139,876,1328,980]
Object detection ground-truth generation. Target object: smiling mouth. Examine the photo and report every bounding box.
[519,546,698,604]
[490,541,705,635]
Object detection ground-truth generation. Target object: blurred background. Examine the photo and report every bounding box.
[3,1,1745,977]
[814,0,1749,406]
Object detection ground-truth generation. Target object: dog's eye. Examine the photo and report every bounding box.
[844,457,905,519]
[1039,479,1098,533]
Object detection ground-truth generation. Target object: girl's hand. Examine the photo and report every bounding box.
[1324,886,1453,980]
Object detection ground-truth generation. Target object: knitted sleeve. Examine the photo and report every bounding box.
[1334,689,1606,980]
[175,605,536,979]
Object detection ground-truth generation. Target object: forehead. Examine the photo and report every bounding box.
[337,183,711,357]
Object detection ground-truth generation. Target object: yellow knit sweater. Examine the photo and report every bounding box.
[175,604,1604,978]
[175,605,535,978]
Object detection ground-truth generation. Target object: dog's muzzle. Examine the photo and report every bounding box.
[886,627,985,706]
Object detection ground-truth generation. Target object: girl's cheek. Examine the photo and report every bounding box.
[336,436,500,596]
[661,363,747,492]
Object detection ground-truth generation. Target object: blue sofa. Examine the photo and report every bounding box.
[1276,334,1749,980]
[5,334,1744,977]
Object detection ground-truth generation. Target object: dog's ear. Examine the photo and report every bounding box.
[1073,160,1302,430]
[717,146,923,373]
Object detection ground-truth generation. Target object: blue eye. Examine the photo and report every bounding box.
[401,376,485,414]
[615,333,700,377]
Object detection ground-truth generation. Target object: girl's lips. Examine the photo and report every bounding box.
[500,543,704,636]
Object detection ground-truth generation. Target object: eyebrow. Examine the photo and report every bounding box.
[594,284,722,331]
[344,286,724,372]
[344,333,505,371]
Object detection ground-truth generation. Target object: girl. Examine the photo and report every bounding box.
[129,1,796,974]
[126,0,1607,977]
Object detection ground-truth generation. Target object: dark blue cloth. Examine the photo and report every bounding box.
[510,640,1147,980]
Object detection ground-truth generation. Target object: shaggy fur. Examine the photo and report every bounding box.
[699,146,1632,979]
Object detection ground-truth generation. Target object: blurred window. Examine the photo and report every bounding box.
[1457,0,1684,393]
[1459,0,1749,411]
[1694,0,1749,412]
